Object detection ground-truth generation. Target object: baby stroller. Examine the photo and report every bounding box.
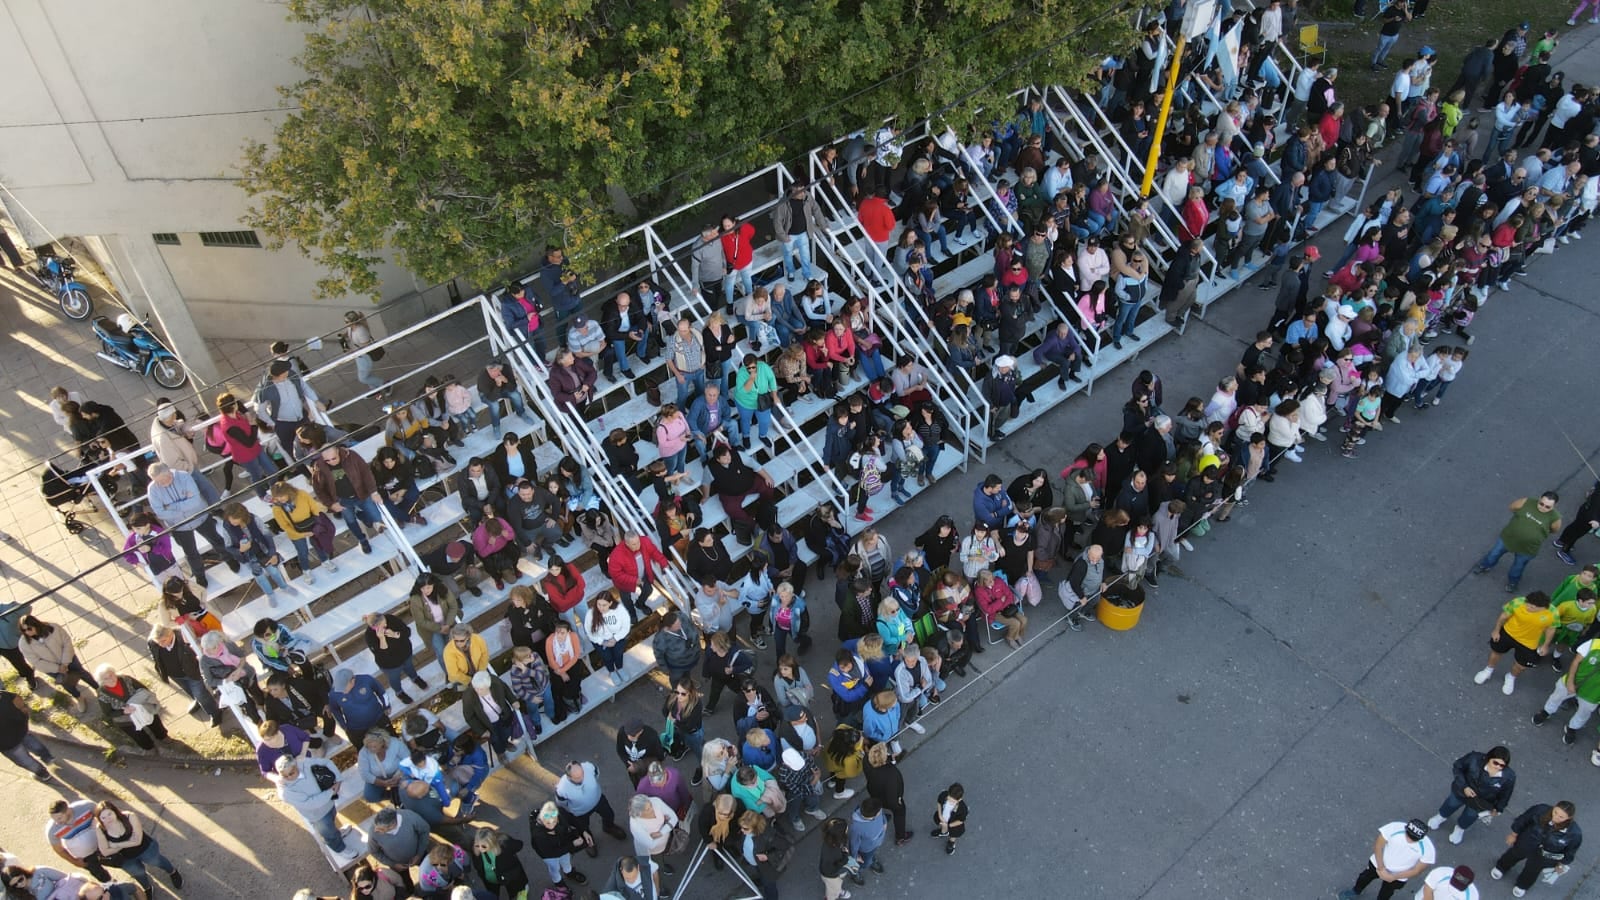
[42,459,98,534]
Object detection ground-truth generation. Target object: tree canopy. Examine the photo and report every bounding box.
[242,0,1134,299]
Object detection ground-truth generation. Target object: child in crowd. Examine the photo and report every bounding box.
[1341,384,1383,459]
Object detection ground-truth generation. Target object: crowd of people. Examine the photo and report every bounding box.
[4,2,1600,899]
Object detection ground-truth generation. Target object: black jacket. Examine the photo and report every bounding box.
[864,758,905,808]
[147,636,203,684]
[616,726,667,768]
[454,466,504,515]
[462,675,520,736]
[1509,804,1583,864]
[1449,751,1516,812]
[363,614,415,670]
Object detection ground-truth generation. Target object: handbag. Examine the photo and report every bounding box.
[666,822,691,855]
[310,760,338,792]
[756,392,775,411]
[217,680,247,707]
[1015,573,1043,607]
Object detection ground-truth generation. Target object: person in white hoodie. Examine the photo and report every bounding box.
[585,592,633,685]
[1299,373,1333,441]
[1325,303,1357,351]
[1411,345,1449,410]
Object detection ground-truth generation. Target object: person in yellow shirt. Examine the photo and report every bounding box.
[1473,591,1558,696]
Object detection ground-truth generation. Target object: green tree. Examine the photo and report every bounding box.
[243,0,1133,299]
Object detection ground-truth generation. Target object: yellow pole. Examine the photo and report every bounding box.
[1139,32,1187,197]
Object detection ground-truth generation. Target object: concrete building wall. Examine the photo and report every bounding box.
[0,0,438,373]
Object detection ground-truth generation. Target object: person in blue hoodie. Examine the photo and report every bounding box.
[827,650,870,726]
[848,797,889,885]
[862,690,902,752]
[972,474,1015,531]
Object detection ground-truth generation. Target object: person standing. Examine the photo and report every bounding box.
[863,742,911,846]
[45,799,112,881]
[0,686,54,782]
[1372,1,1413,72]
[1472,492,1563,593]
[1338,818,1435,899]
[529,799,590,887]
[1493,801,1582,896]
[1473,592,1558,695]
[930,783,969,855]
[90,800,183,895]
[275,756,358,862]
[1552,481,1600,566]
[342,311,390,397]
[556,760,631,845]
[144,463,228,590]
[818,817,859,900]
[1415,866,1479,900]
[146,625,221,728]
[468,825,531,899]
[1426,746,1516,845]
[1534,630,1600,746]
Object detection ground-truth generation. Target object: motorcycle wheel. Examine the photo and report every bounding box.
[59,288,92,320]
[150,356,187,389]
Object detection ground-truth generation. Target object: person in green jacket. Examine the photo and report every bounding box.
[1472,492,1563,592]
[1551,566,1598,607]
[1549,584,1598,672]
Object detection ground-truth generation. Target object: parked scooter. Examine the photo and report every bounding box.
[31,254,93,320]
[93,313,187,389]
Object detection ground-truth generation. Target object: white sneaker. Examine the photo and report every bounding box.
[265,592,278,608]
[806,807,827,820]
[1591,750,1600,767]
[1179,539,1195,552]
[1286,451,1303,463]
[1427,814,1446,830]
[1473,667,1494,684]
[1491,868,1504,880]
[1448,826,1465,845]
[1502,673,1516,695]
[833,787,857,800]
[304,570,317,586]
[1513,888,1526,898]
[907,721,926,734]
[324,560,340,573]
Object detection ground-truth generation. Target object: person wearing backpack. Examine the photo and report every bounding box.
[601,854,662,900]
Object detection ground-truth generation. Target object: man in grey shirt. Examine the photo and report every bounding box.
[368,807,432,872]
[145,463,227,589]
[662,318,707,407]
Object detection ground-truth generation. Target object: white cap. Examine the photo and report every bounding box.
[1337,305,1357,319]
[156,403,178,421]
[781,748,806,770]
[995,355,1016,369]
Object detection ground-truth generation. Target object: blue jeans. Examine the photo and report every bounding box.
[1112,294,1142,342]
[307,806,346,853]
[610,338,645,376]
[724,267,754,306]
[781,232,813,280]
[1306,200,1326,229]
[113,838,179,893]
[379,658,423,693]
[915,224,953,257]
[1436,793,1485,831]
[1477,538,1535,588]
[889,464,908,500]
[674,368,707,407]
[739,405,773,443]
[662,447,687,476]
[1484,127,1515,163]
[857,846,881,871]
[334,497,383,550]
[354,353,386,392]
[1372,33,1399,67]
[380,485,421,523]
[289,535,334,571]
[860,346,887,381]
[596,642,626,674]
[484,389,528,432]
[236,453,278,499]
[249,562,290,596]
[920,442,942,479]
[1,732,52,775]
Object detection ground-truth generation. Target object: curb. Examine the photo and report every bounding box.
[37,731,260,771]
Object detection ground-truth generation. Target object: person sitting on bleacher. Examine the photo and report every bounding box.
[443,624,491,689]
[470,504,521,590]
[547,348,598,414]
[706,445,777,544]
[408,572,463,665]
[264,670,333,751]
[309,444,383,556]
[507,479,565,557]
[477,359,537,438]
[452,457,503,529]
[489,432,539,499]
[327,668,391,743]
[421,540,485,605]
[371,447,427,527]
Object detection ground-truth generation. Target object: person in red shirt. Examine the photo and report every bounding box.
[606,532,669,623]
[1178,186,1210,243]
[720,215,757,309]
[857,186,898,282]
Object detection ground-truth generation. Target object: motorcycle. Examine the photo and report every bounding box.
[31,254,93,320]
[93,313,187,389]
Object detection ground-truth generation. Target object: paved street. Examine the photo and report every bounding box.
[3,24,1600,900]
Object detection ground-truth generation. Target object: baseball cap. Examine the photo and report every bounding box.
[1450,866,1474,889]
[995,355,1016,369]
[784,704,805,721]
[1305,246,1321,261]
[781,748,806,770]
[1419,45,1435,56]
[1404,819,1428,841]
[573,315,591,327]
[1337,305,1357,320]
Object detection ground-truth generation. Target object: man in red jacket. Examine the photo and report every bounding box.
[857,186,898,282]
[607,532,669,623]
[720,215,757,310]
